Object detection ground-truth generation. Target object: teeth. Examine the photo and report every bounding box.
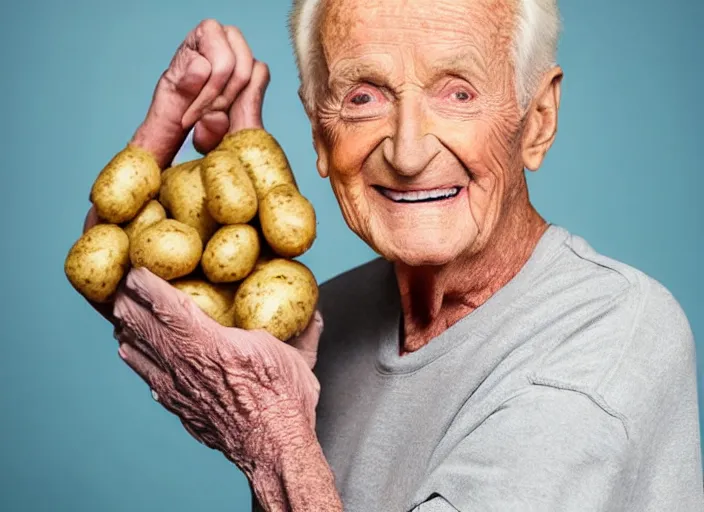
[381,187,460,203]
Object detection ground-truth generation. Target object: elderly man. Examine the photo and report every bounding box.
[83,0,703,510]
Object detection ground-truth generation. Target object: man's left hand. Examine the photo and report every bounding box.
[112,267,323,479]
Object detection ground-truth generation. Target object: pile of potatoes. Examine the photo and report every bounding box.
[65,129,318,342]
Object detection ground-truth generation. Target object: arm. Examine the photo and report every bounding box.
[113,268,342,512]
[250,420,342,512]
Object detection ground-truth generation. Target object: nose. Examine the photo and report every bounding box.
[382,98,440,177]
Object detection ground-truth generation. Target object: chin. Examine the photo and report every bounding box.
[371,231,474,268]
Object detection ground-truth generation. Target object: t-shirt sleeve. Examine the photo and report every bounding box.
[410,385,631,512]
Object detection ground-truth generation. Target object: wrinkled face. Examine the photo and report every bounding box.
[315,0,527,266]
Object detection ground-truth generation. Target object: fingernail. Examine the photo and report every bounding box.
[118,346,127,360]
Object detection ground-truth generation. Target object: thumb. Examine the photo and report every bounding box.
[288,310,323,370]
[229,60,270,132]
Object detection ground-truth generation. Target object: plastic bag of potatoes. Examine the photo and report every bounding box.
[64,129,318,342]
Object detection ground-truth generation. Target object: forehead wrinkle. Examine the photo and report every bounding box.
[422,46,490,83]
[328,53,397,88]
[320,0,519,94]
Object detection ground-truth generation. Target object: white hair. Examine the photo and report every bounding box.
[288,0,560,115]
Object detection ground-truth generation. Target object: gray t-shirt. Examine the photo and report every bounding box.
[314,225,703,511]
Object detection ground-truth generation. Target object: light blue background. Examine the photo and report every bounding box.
[1,1,702,510]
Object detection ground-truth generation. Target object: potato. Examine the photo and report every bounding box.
[90,144,161,224]
[216,129,297,200]
[159,160,218,242]
[201,149,258,224]
[172,279,237,327]
[254,242,277,272]
[233,258,318,341]
[130,219,202,281]
[123,200,166,243]
[259,184,316,257]
[64,224,130,303]
[159,159,200,209]
[201,225,260,283]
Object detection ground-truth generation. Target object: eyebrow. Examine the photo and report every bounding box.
[426,49,489,83]
[326,48,490,91]
[328,58,395,89]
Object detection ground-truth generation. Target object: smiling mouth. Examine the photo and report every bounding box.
[374,186,462,203]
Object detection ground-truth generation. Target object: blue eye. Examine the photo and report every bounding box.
[453,91,471,101]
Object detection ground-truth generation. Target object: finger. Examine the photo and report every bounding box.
[83,205,101,233]
[182,20,236,128]
[288,310,324,369]
[122,267,207,338]
[132,41,213,169]
[114,322,164,369]
[208,26,254,112]
[118,342,166,391]
[119,344,185,419]
[229,60,270,132]
[113,287,176,364]
[192,111,230,154]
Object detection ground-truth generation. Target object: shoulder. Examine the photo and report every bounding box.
[530,228,696,429]
[556,229,694,358]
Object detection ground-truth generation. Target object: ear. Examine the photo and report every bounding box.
[311,125,330,178]
[298,87,330,179]
[521,66,563,172]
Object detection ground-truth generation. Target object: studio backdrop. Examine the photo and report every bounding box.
[1,0,702,510]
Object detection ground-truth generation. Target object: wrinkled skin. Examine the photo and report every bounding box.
[312,0,562,351]
[78,0,563,507]
[81,19,342,512]
[113,267,321,476]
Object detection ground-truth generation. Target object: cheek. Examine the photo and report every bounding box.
[327,122,386,177]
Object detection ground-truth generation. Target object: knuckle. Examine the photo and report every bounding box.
[224,25,243,38]
[256,62,271,82]
[213,57,235,81]
[233,67,252,88]
[198,18,221,32]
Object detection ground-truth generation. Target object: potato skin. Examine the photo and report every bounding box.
[216,129,297,200]
[172,279,237,327]
[64,224,130,303]
[90,144,161,224]
[130,219,203,281]
[159,160,218,243]
[233,258,318,341]
[259,184,316,258]
[201,150,258,224]
[159,159,200,209]
[123,200,166,243]
[201,225,260,283]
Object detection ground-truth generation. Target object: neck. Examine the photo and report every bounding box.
[394,198,547,354]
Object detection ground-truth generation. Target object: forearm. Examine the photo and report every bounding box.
[248,419,343,512]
